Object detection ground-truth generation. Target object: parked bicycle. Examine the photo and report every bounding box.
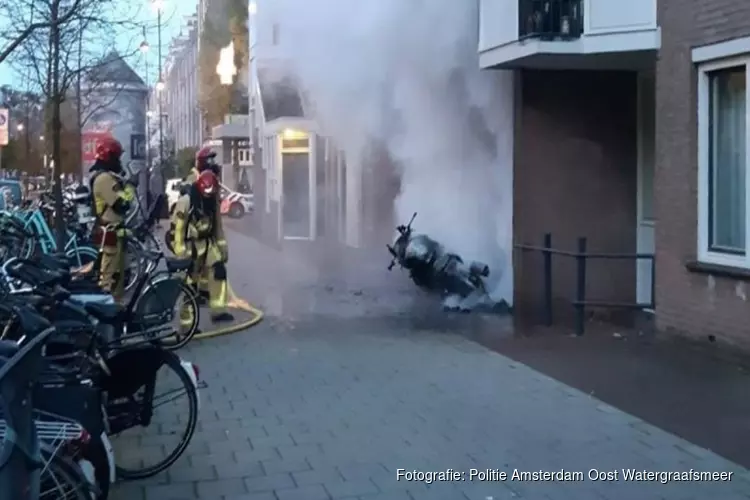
[0,192,205,499]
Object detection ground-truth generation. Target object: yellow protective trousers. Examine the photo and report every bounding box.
[179,239,228,327]
[96,226,127,303]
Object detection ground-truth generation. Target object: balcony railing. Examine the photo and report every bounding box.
[519,0,584,41]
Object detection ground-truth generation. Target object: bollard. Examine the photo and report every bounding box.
[574,237,587,336]
[542,233,553,326]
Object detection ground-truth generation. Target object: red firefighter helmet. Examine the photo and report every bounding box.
[195,146,217,171]
[196,170,219,197]
[95,136,123,162]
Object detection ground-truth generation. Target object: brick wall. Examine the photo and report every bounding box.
[656,0,750,346]
[514,70,638,324]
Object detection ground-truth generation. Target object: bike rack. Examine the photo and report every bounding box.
[514,232,655,336]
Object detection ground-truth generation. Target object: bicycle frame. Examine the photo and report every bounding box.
[23,209,56,254]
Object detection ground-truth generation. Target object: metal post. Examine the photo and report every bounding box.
[51,0,65,250]
[574,237,587,336]
[76,15,82,179]
[24,116,30,165]
[650,256,656,309]
[157,8,164,191]
[143,25,151,209]
[542,232,553,326]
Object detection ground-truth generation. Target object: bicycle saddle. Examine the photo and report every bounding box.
[38,253,72,271]
[166,257,192,273]
[0,339,19,359]
[83,301,125,322]
[7,261,64,289]
[13,304,52,332]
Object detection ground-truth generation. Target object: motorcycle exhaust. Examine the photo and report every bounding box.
[469,261,490,278]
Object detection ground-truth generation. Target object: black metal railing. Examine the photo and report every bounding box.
[518,0,584,41]
[515,233,655,336]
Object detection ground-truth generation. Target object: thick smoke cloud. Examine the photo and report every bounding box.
[264,0,514,304]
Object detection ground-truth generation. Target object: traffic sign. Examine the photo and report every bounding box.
[0,108,8,146]
[130,134,146,160]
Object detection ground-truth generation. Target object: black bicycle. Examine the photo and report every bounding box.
[0,306,94,499]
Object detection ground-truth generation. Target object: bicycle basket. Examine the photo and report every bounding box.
[35,383,105,437]
[99,346,165,400]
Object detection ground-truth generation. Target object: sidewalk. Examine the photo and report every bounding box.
[225,227,750,469]
[484,323,750,469]
[225,229,436,320]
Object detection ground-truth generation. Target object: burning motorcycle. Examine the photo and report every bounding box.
[386,212,493,311]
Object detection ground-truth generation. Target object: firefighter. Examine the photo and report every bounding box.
[181,146,220,190]
[172,169,234,323]
[173,146,222,297]
[89,137,135,302]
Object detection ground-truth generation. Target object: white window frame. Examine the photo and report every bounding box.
[697,55,750,268]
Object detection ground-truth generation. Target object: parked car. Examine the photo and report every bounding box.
[220,186,253,219]
[167,178,253,219]
[166,178,183,215]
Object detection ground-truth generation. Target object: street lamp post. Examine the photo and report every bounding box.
[16,122,30,173]
[140,26,151,207]
[154,0,164,185]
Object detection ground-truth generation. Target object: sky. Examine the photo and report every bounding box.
[0,0,198,88]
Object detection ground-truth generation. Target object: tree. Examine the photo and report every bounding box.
[7,0,145,172]
[175,146,198,179]
[198,0,249,131]
[0,86,45,174]
[0,0,83,62]
[2,0,144,244]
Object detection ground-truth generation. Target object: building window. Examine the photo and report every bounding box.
[698,58,750,267]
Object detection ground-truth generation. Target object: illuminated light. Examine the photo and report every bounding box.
[216,41,237,85]
[249,2,257,14]
[155,80,165,91]
[282,128,307,140]
[139,40,150,53]
[151,0,164,13]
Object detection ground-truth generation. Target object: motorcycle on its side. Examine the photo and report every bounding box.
[386,212,493,311]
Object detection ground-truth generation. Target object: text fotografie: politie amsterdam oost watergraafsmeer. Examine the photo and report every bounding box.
[395,468,734,484]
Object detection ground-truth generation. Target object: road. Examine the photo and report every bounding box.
[111,227,750,500]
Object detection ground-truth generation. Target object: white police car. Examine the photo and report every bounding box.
[219,186,253,218]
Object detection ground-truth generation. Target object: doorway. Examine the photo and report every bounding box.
[281,151,311,239]
[636,72,655,309]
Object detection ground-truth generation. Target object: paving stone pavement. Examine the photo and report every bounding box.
[108,230,750,500]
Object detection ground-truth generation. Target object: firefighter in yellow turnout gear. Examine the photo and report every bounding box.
[173,146,223,300]
[89,137,136,302]
[172,170,234,324]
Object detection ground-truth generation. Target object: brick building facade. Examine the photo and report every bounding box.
[656,0,750,345]
[480,0,750,347]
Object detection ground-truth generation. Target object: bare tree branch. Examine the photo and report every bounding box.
[0,0,83,62]
[3,0,146,178]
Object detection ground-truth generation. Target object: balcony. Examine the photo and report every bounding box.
[479,0,660,70]
[519,0,583,41]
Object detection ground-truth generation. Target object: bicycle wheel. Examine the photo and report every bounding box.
[19,235,36,259]
[156,281,200,351]
[66,245,98,269]
[82,433,112,500]
[104,348,199,480]
[124,239,145,292]
[133,276,200,351]
[39,446,92,500]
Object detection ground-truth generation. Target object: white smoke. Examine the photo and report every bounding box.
[263,0,514,304]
